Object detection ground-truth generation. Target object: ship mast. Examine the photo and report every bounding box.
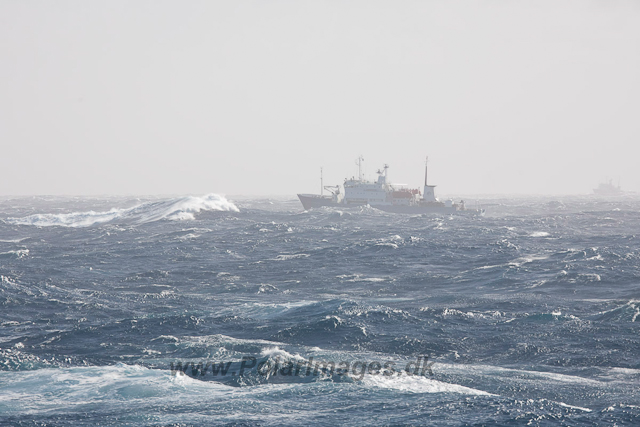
[320,167,323,196]
[356,155,364,181]
[424,156,429,186]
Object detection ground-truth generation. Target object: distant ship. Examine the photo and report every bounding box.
[593,179,623,196]
[297,157,483,215]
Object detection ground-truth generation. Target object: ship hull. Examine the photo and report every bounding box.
[372,204,483,215]
[297,194,340,210]
[298,194,483,215]
[372,204,459,214]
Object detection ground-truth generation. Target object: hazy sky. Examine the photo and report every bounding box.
[1,1,639,196]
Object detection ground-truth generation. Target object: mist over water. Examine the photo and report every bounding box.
[1,194,639,425]
[1,1,640,196]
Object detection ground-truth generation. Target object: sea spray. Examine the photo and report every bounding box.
[6,193,238,227]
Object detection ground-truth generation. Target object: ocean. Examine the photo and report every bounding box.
[0,194,638,426]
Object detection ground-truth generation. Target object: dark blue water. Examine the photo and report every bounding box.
[1,194,639,426]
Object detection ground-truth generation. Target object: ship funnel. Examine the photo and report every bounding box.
[423,185,437,202]
[423,156,437,202]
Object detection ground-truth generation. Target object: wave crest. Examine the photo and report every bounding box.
[6,194,239,228]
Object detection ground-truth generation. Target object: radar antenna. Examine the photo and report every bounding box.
[377,164,389,176]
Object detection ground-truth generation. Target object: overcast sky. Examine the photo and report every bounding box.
[1,1,639,196]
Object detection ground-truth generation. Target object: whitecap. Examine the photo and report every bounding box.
[529,231,550,237]
[5,194,238,227]
[0,249,29,258]
[363,374,493,395]
[273,254,310,261]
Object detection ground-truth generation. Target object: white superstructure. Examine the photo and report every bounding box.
[343,162,392,205]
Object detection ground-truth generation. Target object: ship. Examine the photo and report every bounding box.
[297,156,483,215]
[593,179,623,196]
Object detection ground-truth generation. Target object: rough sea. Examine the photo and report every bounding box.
[0,194,638,426]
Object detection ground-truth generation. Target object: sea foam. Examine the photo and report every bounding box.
[5,194,238,228]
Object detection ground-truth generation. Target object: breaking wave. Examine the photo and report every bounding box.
[5,194,238,228]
